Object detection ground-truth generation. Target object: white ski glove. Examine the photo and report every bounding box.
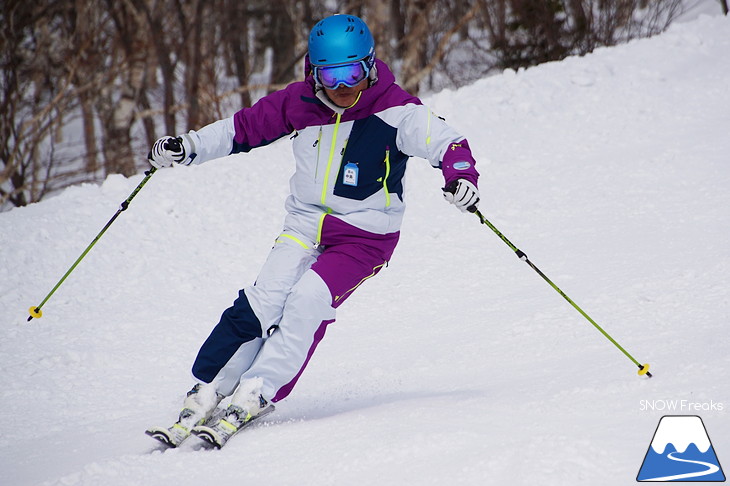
[443,178,480,213]
[148,136,193,168]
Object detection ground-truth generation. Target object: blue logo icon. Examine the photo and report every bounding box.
[637,415,725,482]
[453,161,471,170]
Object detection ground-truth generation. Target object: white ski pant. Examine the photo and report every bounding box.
[192,236,335,400]
[192,213,398,402]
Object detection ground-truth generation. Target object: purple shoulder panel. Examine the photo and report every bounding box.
[231,60,423,151]
[231,79,330,150]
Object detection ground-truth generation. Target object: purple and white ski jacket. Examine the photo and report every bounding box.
[180,59,479,246]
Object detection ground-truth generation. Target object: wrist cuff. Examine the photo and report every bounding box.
[442,139,479,187]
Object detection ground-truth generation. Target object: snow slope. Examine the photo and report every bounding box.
[2,13,729,486]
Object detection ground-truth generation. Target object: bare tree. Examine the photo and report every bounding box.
[100,0,148,176]
[474,0,682,73]
[133,0,180,136]
[363,0,404,64]
[402,0,481,92]
[0,0,688,211]
[1,0,99,209]
[269,2,298,85]
[221,0,254,107]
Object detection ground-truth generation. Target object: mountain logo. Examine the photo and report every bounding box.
[637,415,725,482]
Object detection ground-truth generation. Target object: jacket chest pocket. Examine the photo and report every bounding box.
[333,116,401,203]
[333,147,392,202]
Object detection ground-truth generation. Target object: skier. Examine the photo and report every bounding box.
[146,13,480,448]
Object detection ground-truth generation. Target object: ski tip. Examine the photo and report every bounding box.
[192,428,223,449]
[145,428,177,448]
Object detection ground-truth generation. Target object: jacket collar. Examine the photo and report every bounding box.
[307,59,395,117]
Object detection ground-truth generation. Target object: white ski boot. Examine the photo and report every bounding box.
[146,383,224,447]
[191,378,275,448]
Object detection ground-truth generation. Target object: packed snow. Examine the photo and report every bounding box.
[1,12,729,486]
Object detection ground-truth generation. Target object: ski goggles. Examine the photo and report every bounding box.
[313,60,370,89]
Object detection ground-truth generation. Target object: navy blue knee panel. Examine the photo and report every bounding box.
[192,290,263,383]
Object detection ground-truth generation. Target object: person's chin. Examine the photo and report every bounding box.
[334,96,355,107]
[328,90,357,107]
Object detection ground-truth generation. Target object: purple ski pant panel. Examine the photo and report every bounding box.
[311,215,400,308]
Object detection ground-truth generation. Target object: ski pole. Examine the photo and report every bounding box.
[27,167,157,322]
[462,202,652,378]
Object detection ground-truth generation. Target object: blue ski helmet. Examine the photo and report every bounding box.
[308,14,375,68]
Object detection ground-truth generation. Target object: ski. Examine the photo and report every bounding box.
[146,407,226,448]
[145,423,192,448]
[191,404,275,449]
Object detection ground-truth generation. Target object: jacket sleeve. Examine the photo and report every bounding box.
[394,104,479,187]
[179,83,303,164]
[180,117,236,165]
[229,85,300,153]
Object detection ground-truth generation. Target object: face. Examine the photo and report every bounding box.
[324,78,369,108]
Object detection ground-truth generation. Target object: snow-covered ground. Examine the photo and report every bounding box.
[2,12,729,486]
